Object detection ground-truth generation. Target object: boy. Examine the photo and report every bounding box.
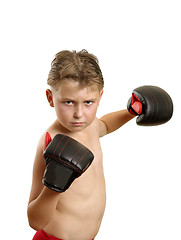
[27,49,136,240]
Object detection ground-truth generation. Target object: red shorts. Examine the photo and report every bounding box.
[32,230,94,240]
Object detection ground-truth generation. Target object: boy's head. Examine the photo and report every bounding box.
[47,49,104,91]
[46,50,104,132]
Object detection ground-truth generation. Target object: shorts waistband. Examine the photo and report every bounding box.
[33,229,63,240]
[33,229,94,240]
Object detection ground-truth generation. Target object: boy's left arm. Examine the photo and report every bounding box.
[99,109,135,137]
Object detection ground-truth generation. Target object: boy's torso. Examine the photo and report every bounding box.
[43,119,106,240]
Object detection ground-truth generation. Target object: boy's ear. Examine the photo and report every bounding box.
[98,89,104,104]
[46,89,54,107]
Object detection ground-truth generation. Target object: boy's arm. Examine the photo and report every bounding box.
[27,133,60,230]
[99,109,135,137]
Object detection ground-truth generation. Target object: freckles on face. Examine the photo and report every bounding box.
[52,81,102,131]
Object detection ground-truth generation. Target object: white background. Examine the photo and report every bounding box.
[0,0,180,239]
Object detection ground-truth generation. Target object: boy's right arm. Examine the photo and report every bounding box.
[27,132,94,230]
[27,133,60,231]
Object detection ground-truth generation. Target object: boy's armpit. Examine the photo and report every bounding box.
[98,118,108,137]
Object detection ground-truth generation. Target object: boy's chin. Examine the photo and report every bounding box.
[60,123,88,133]
[69,125,87,132]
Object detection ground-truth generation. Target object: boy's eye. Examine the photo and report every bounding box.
[65,101,73,105]
[85,101,93,105]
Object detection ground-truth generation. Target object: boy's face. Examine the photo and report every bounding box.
[46,80,103,132]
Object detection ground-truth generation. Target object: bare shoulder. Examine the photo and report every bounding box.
[28,132,47,204]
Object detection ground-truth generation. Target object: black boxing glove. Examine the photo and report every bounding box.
[43,134,94,192]
[127,85,173,126]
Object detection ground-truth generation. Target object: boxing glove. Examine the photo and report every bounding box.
[127,85,173,126]
[43,134,94,192]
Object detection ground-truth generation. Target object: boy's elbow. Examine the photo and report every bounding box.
[28,220,40,231]
[28,214,47,231]
[27,208,47,231]
[27,213,40,231]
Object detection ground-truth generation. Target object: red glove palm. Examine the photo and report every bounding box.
[127,94,143,115]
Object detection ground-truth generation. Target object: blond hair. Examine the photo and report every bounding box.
[47,50,104,91]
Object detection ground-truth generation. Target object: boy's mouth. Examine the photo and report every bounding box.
[71,122,84,127]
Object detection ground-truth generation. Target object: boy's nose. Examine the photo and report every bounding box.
[74,105,83,119]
